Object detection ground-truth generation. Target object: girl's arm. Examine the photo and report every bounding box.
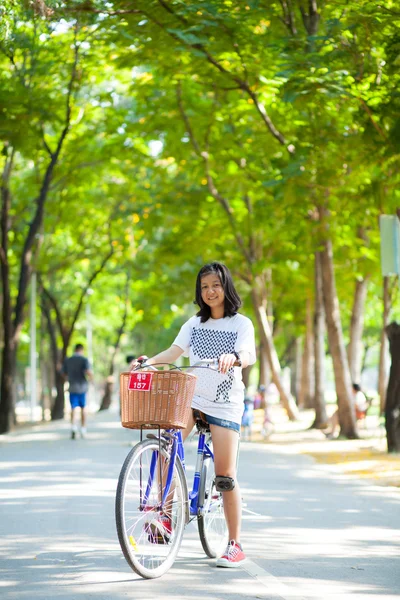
[237,350,250,369]
[146,345,184,366]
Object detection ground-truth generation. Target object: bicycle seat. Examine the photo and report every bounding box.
[193,410,211,433]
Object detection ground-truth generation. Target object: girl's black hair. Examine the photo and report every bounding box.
[194,262,242,322]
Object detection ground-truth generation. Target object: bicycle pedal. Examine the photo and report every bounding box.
[145,521,172,545]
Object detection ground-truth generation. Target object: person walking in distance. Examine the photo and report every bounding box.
[324,383,369,439]
[131,262,256,567]
[63,343,92,439]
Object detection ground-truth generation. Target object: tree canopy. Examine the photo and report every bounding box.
[0,0,399,433]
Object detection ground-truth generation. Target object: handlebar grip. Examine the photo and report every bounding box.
[193,358,241,368]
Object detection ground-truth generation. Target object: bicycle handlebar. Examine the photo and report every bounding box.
[131,358,240,372]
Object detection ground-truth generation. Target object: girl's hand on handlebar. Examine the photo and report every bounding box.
[129,355,148,371]
[218,353,238,374]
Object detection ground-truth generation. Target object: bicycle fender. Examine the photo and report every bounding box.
[175,454,190,524]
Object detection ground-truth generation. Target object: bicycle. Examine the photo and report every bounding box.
[115,358,239,579]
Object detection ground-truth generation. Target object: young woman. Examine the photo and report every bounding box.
[133,262,256,567]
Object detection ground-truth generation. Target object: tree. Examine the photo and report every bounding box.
[98,274,130,412]
[4,0,399,437]
[312,251,328,428]
[385,322,400,453]
[379,277,395,413]
[320,233,358,438]
[102,0,400,432]
[39,237,114,419]
[0,14,82,432]
[298,297,315,409]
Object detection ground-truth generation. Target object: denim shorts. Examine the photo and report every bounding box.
[193,410,240,434]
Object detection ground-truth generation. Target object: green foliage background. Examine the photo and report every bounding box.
[1,0,399,398]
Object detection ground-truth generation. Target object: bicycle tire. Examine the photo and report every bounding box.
[115,438,187,579]
[197,456,228,558]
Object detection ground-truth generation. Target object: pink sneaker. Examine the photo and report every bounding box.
[216,540,246,568]
[146,514,172,544]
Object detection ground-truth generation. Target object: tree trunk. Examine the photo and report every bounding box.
[379,276,391,414]
[39,314,50,420]
[52,369,66,420]
[0,293,3,350]
[258,341,270,390]
[41,293,67,420]
[347,277,369,384]
[99,284,130,411]
[251,284,299,421]
[0,341,16,432]
[385,322,400,453]
[0,149,15,433]
[292,337,302,402]
[312,251,328,428]
[100,378,113,411]
[39,358,52,420]
[306,296,316,407]
[320,238,358,438]
[294,337,305,410]
[290,337,301,400]
[298,298,315,409]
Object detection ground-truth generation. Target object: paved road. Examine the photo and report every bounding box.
[1,409,399,600]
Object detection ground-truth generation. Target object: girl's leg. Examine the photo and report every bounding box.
[209,424,241,542]
[81,406,87,428]
[70,407,79,439]
[182,411,195,441]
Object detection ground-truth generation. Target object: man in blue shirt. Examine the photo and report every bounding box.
[63,343,92,439]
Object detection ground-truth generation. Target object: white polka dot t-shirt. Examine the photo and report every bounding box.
[173,314,256,425]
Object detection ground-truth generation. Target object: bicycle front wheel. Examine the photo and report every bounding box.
[115,439,187,579]
[197,456,228,558]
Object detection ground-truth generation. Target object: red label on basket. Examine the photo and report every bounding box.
[128,372,153,391]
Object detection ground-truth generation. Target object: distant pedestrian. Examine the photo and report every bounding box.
[324,383,368,439]
[63,343,92,439]
[241,395,254,441]
[260,384,275,439]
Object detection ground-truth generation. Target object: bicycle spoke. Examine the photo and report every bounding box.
[198,456,228,558]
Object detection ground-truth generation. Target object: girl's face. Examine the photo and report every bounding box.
[200,272,225,313]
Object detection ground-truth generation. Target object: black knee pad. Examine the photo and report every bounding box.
[215,475,235,492]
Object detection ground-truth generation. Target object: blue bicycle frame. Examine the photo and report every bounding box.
[142,428,214,517]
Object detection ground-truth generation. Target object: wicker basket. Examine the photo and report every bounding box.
[120,370,197,429]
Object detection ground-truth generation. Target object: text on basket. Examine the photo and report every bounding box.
[128,372,153,391]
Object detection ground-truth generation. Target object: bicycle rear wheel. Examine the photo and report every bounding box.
[115,439,187,579]
[197,455,228,558]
